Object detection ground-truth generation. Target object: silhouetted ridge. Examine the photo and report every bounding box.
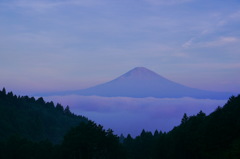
[0,88,88,144]
[0,87,240,158]
[122,94,240,159]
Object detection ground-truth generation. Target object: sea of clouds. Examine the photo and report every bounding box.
[44,95,227,136]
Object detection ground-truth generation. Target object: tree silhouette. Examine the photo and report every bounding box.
[62,121,124,159]
[181,113,189,124]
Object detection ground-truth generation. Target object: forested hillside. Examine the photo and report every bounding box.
[123,95,240,159]
[0,88,88,143]
[0,88,124,159]
[0,87,239,159]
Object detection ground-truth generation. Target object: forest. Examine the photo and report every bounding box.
[0,87,240,159]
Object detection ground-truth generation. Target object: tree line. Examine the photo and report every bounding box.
[122,95,240,159]
[0,88,240,159]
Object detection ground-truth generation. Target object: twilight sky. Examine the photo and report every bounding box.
[0,0,240,94]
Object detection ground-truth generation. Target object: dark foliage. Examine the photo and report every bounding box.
[0,88,88,144]
[61,121,125,159]
[0,135,59,159]
[0,88,126,159]
[1,87,240,159]
[123,94,240,159]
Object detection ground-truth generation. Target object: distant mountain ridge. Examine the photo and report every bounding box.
[44,67,231,99]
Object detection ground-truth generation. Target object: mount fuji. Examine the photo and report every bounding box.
[46,67,231,99]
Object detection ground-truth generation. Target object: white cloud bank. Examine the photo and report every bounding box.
[44,95,227,136]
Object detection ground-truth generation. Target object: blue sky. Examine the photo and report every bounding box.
[0,0,240,94]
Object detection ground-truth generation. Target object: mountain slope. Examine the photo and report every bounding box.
[0,88,88,144]
[66,67,231,99]
[122,94,240,159]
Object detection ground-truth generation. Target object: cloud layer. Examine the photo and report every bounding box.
[44,95,226,136]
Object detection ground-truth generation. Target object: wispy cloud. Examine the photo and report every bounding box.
[181,8,240,49]
[2,0,101,12]
[144,0,193,5]
[182,38,195,48]
[178,62,240,70]
[183,36,239,48]
[205,37,239,47]
[229,10,240,20]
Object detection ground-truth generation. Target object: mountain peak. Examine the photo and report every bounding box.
[44,67,231,99]
[120,67,162,80]
[131,67,149,71]
[130,67,152,72]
